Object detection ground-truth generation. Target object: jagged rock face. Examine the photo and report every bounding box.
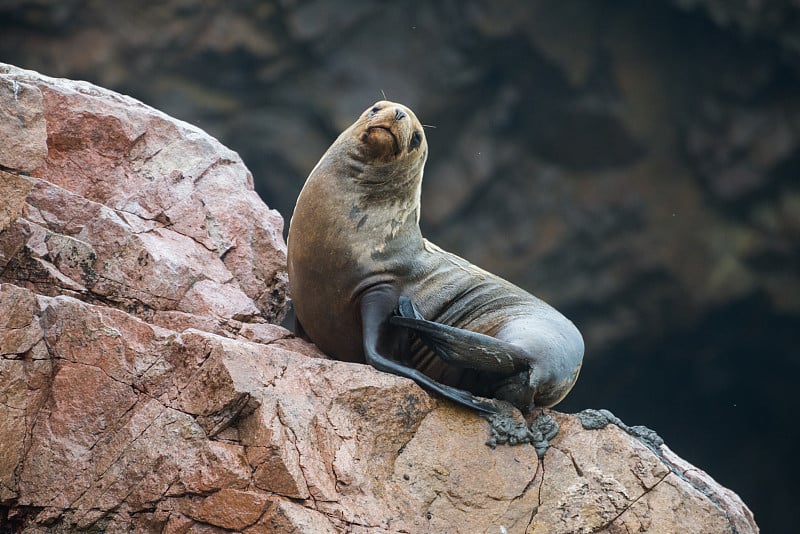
[0,64,288,331]
[0,64,758,533]
[0,280,758,533]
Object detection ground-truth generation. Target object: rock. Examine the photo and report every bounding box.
[0,78,47,172]
[534,414,758,534]
[0,63,287,334]
[0,64,758,533]
[0,284,758,533]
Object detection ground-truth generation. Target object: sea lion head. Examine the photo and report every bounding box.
[297,100,429,235]
[350,100,428,173]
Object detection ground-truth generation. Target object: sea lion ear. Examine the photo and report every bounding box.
[409,131,422,152]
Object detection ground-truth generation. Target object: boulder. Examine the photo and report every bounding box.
[0,63,288,335]
[0,63,758,533]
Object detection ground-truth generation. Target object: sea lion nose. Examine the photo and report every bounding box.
[394,108,407,121]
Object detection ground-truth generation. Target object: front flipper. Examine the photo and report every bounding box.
[390,296,526,375]
[360,285,497,414]
[294,316,311,342]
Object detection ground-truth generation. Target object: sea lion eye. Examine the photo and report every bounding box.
[409,131,422,151]
[368,105,381,117]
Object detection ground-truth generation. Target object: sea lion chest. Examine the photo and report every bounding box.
[287,170,422,362]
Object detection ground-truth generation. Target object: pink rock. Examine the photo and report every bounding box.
[188,488,271,530]
[0,79,47,172]
[0,63,287,333]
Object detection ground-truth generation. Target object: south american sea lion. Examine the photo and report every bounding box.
[287,101,584,414]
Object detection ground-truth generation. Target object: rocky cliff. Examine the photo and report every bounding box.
[0,64,758,533]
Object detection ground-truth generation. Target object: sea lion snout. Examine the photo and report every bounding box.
[357,102,421,162]
[360,126,399,160]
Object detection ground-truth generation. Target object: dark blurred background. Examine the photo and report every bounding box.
[2,1,798,531]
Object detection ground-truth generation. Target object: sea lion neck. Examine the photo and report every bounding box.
[313,126,423,210]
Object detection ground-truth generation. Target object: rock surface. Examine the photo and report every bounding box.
[0,287,758,534]
[0,63,288,335]
[0,65,758,532]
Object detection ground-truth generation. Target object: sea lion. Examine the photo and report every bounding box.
[287,100,584,414]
